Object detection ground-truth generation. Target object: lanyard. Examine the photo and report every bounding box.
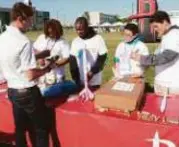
[46,38,56,51]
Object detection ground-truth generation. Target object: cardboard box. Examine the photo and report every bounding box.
[95,78,145,112]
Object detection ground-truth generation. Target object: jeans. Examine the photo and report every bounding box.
[8,86,49,147]
[41,80,77,99]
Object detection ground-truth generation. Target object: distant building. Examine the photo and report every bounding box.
[0,6,50,30]
[0,7,11,27]
[86,12,118,26]
[168,10,179,26]
[34,10,50,29]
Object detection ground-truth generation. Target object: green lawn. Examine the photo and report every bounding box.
[26,30,156,86]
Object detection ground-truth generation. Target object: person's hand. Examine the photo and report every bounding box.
[87,71,93,82]
[131,51,141,62]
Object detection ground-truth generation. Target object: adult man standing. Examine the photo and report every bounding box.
[70,17,108,90]
[131,11,179,95]
[0,2,52,147]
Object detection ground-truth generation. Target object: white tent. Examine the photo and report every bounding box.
[112,22,125,27]
[89,24,98,27]
[100,22,112,27]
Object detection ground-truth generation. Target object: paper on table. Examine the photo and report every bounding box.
[112,82,135,92]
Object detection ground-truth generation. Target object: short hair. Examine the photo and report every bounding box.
[11,2,33,21]
[150,11,171,24]
[124,23,139,35]
[75,17,89,27]
[44,19,63,40]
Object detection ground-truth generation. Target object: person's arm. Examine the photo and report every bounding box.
[140,50,179,66]
[114,43,123,64]
[139,31,179,66]
[69,55,81,85]
[88,35,108,79]
[35,50,50,60]
[25,66,51,81]
[55,40,70,67]
[90,53,107,74]
[55,58,69,67]
[20,42,52,81]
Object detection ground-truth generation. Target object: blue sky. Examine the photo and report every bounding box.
[0,0,179,24]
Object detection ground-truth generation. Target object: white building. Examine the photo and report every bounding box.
[88,12,118,26]
[168,10,179,26]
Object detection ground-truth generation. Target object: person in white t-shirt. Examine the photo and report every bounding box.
[70,17,108,90]
[34,19,76,97]
[114,23,149,78]
[131,11,179,95]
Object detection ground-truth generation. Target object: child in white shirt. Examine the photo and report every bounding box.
[114,23,149,78]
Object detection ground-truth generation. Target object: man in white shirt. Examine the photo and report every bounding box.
[114,23,149,77]
[131,11,179,95]
[70,17,108,90]
[0,2,53,147]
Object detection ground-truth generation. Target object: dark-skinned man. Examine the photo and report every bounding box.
[70,17,108,91]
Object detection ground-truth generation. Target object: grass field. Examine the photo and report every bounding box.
[26,30,156,86]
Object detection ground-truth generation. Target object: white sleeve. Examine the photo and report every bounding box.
[20,42,37,71]
[163,31,179,53]
[137,42,149,56]
[59,40,70,58]
[97,35,108,55]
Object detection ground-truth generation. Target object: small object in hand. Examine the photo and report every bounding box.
[46,55,59,62]
[45,56,59,69]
